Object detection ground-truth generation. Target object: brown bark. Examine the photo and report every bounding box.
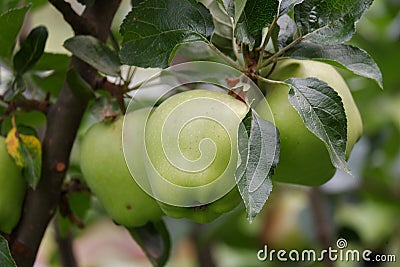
[9,1,122,266]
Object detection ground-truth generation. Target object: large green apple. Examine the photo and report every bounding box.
[0,136,26,234]
[80,108,163,227]
[144,89,248,223]
[258,59,363,185]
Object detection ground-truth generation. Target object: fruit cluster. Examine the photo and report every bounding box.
[79,59,362,227]
[0,60,362,232]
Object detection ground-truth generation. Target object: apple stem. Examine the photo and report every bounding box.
[256,34,307,71]
[254,75,289,87]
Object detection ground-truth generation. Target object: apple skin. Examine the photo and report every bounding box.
[0,136,26,234]
[145,90,248,223]
[158,186,242,224]
[80,108,163,227]
[257,59,363,186]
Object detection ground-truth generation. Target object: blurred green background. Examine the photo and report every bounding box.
[1,0,399,266]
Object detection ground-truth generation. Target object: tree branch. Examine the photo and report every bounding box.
[0,94,50,125]
[11,96,50,114]
[309,188,335,267]
[192,224,216,267]
[53,218,78,267]
[48,0,96,35]
[9,1,122,266]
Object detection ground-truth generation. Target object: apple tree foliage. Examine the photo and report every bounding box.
[0,0,383,266]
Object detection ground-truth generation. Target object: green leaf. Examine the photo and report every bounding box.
[174,43,214,63]
[66,68,95,102]
[279,0,303,16]
[68,191,91,220]
[235,0,279,46]
[201,0,234,57]
[285,41,383,89]
[64,35,121,76]
[127,220,170,267]
[277,14,297,49]
[294,0,374,44]
[236,110,279,222]
[239,0,278,33]
[0,236,17,267]
[0,5,30,65]
[32,53,69,72]
[119,0,214,68]
[286,77,350,173]
[57,190,92,237]
[270,19,280,52]
[207,1,232,40]
[3,75,26,101]
[0,0,19,14]
[0,111,46,137]
[216,0,234,17]
[234,22,256,47]
[31,53,69,98]
[13,26,48,75]
[215,0,247,24]
[131,0,146,6]
[32,71,66,98]
[6,126,42,189]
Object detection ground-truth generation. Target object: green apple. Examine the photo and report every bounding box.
[144,89,248,223]
[80,108,163,227]
[0,136,26,234]
[257,59,363,185]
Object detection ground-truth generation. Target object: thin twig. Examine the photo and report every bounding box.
[208,41,247,72]
[257,15,278,69]
[264,60,278,78]
[256,35,305,70]
[230,17,244,67]
[126,66,137,85]
[11,96,50,114]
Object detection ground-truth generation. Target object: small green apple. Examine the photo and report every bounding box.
[144,89,248,223]
[80,108,163,227]
[258,59,363,185]
[0,136,26,234]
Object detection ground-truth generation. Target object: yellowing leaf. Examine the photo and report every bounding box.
[20,134,41,158]
[5,128,24,167]
[6,126,42,188]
